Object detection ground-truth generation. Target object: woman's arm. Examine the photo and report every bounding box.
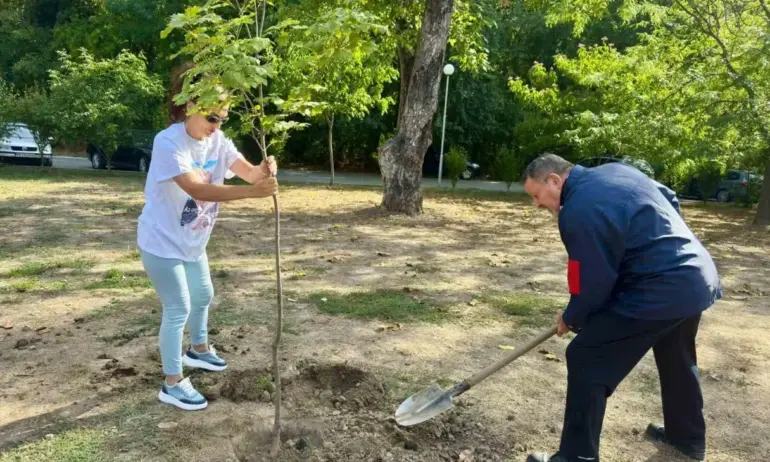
[173,173,278,202]
[229,157,277,184]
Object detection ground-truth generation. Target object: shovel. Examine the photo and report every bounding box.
[395,325,558,426]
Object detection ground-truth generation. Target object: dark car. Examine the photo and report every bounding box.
[682,169,764,203]
[423,144,481,180]
[576,155,655,179]
[88,130,154,172]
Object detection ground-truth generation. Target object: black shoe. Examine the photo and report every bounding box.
[526,453,571,462]
[646,423,705,460]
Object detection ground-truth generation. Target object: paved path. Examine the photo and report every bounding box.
[50,156,523,193]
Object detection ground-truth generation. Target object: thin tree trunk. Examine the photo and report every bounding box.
[252,0,284,457]
[379,0,455,215]
[328,114,335,185]
[756,155,770,226]
[269,192,283,458]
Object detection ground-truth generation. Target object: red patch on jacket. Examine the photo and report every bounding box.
[568,259,581,295]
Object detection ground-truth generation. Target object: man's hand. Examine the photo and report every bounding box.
[260,156,278,177]
[556,311,570,337]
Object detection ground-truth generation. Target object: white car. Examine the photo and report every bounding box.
[0,123,53,166]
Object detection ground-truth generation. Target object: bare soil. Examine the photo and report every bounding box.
[0,167,768,461]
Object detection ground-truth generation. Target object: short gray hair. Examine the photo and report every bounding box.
[521,153,573,183]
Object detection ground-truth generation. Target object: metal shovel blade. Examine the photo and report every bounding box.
[395,383,455,426]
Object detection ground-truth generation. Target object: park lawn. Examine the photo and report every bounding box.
[1,165,769,461]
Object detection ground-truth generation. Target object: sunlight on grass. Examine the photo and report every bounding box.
[0,429,108,462]
[483,292,564,327]
[310,290,451,323]
[8,258,96,278]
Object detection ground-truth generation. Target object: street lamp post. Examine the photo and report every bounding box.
[437,63,454,186]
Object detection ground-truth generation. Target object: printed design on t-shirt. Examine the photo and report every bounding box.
[180,159,220,230]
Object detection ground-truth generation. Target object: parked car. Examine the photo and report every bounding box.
[422,144,481,180]
[88,130,154,172]
[576,155,655,179]
[682,169,764,203]
[0,123,53,166]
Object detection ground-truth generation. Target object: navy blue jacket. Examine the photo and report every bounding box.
[558,164,722,329]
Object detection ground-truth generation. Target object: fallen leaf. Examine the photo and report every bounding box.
[157,422,179,430]
[538,349,550,355]
[320,297,328,303]
[544,353,561,362]
[498,345,516,350]
[287,297,297,303]
[2,320,12,330]
[468,299,478,306]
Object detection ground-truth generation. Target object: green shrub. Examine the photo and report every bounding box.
[495,147,522,191]
[444,146,469,188]
[693,159,726,202]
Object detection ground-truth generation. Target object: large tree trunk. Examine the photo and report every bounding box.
[379,0,454,215]
[396,45,415,130]
[755,156,770,226]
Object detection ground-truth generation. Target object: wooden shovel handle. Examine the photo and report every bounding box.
[465,325,558,389]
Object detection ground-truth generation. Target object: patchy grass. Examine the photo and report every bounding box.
[86,269,152,290]
[81,298,124,323]
[255,374,274,393]
[283,265,326,281]
[310,290,451,323]
[483,292,563,327]
[99,326,152,346]
[209,298,261,326]
[106,403,167,456]
[8,258,96,278]
[0,429,108,462]
[118,249,142,262]
[8,279,40,293]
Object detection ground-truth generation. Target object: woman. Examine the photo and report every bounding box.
[138,68,278,411]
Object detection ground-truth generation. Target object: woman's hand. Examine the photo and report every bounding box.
[250,177,279,198]
[260,156,278,178]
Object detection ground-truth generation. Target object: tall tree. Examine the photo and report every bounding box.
[378,0,456,214]
[13,87,57,166]
[509,0,770,224]
[49,49,164,169]
[278,6,397,184]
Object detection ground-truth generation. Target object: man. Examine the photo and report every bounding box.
[521,154,722,462]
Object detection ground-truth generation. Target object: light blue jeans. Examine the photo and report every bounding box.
[141,250,214,376]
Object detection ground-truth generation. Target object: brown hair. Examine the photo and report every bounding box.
[168,61,196,125]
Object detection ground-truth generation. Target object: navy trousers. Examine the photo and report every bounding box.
[558,310,705,461]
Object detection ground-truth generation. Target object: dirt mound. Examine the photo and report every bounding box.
[298,361,389,410]
[218,368,273,403]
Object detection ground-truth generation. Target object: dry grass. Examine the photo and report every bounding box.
[0,165,768,461]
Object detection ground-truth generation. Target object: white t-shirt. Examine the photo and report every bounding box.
[137,123,244,261]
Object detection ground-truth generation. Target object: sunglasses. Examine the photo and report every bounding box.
[205,114,229,124]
